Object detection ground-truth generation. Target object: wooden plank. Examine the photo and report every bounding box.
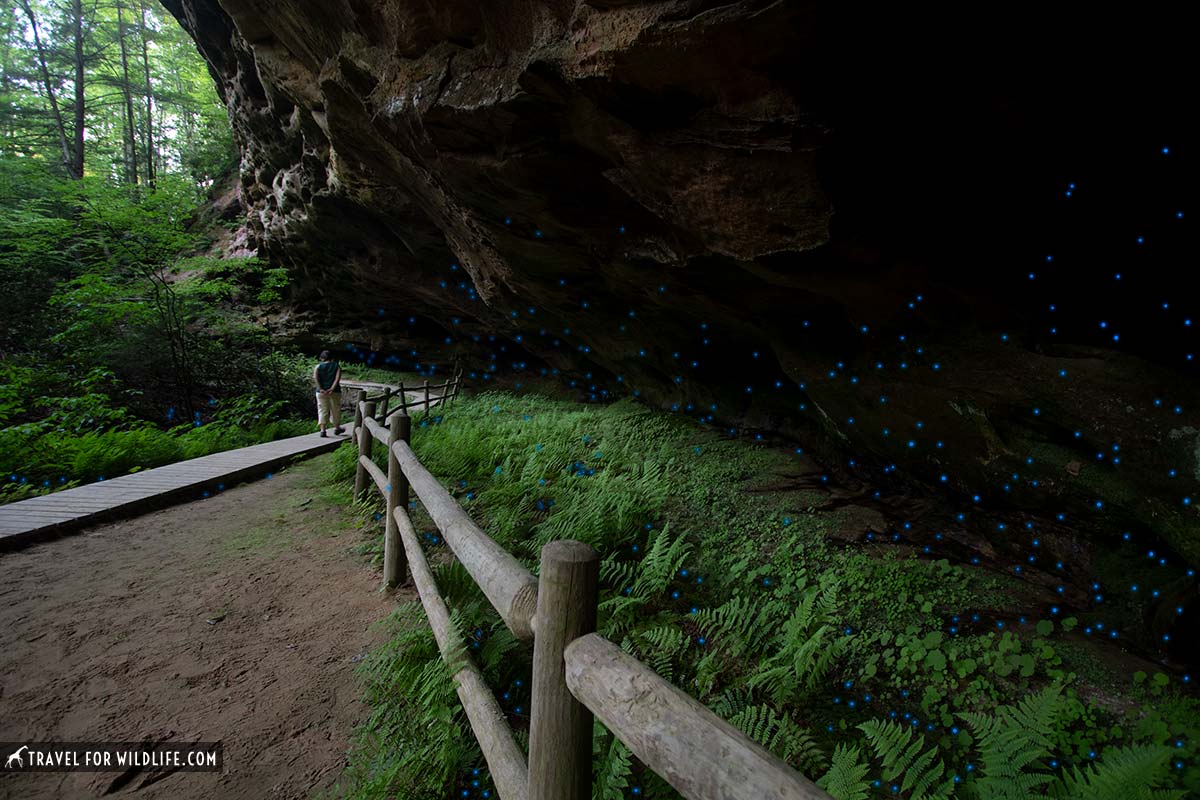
[0,429,350,551]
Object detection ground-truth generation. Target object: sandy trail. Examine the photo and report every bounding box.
[0,456,401,799]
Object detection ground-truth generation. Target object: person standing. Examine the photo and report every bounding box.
[313,350,344,437]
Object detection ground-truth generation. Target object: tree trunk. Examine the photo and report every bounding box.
[115,0,138,186]
[71,0,85,178]
[138,0,155,189]
[0,11,14,154]
[17,0,78,178]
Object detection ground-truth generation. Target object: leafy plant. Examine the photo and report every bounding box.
[858,718,954,800]
[746,581,846,705]
[819,745,870,800]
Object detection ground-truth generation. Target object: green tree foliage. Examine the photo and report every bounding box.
[0,4,308,496]
[1,0,235,185]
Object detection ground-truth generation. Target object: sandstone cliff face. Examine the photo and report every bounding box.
[162,0,1198,645]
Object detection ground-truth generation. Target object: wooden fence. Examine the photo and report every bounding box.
[341,364,463,422]
[347,380,831,800]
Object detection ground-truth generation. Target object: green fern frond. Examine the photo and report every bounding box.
[727,704,827,774]
[744,583,845,704]
[593,728,633,800]
[478,627,520,681]
[708,687,755,720]
[599,558,639,593]
[628,624,687,681]
[1053,743,1182,800]
[693,594,774,658]
[597,527,691,637]
[818,744,871,800]
[860,719,954,800]
[432,560,483,605]
[631,523,691,598]
[962,682,1062,798]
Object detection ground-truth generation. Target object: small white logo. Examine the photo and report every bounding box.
[5,745,29,769]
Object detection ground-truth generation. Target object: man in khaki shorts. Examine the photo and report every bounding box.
[313,350,344,437]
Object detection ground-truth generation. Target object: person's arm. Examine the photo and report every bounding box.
[334,365,342,390]
[313,365,324,393]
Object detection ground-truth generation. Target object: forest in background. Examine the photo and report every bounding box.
[0,0,316,501]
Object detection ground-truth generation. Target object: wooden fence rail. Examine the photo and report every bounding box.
[342,364,464,423]
[393,502,529,799]
[347,389,831,800]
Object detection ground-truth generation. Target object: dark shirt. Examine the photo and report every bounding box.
[316,360,340,391]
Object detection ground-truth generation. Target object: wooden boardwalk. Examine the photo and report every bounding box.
[0,428,354,550]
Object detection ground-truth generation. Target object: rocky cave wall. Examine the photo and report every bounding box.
[160,0,1199,651]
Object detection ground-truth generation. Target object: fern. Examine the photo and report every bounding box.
[1052,743,1182,800]
[745,582,845,704]
[632,523,692,597]
[709,687,755,720]
[961,683,1062,800]
[592,727,633,800]
[622,624,687,681]
[478,626,520,682]
[819,745,871,800]
[692,594,778,658]
[432,560,484,605]
[727,703,827,774]
[344,603,480,797]
[599,525,691,636]
[859,718,954,800]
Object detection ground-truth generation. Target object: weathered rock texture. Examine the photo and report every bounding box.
[162,0,1198,650]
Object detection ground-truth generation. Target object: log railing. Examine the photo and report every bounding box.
[346,386,832,800]
[341,363,464,423]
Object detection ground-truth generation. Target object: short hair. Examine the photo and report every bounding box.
[319,350,332,361]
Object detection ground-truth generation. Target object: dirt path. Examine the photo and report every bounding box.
[0,456,402,799]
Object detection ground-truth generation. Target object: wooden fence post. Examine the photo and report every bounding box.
[378,388,391,422]
[383,411,410,588]
[423,379,430,416]
[529,540,600,800]
[351,391,364,483]
[354,400,376,500]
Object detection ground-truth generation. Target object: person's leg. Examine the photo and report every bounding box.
[331,391,344,433]
[317,391,329,434]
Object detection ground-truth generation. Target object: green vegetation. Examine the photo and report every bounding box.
[0,3,323,498]
[330,391,1198,799]
[0,171,319,499]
